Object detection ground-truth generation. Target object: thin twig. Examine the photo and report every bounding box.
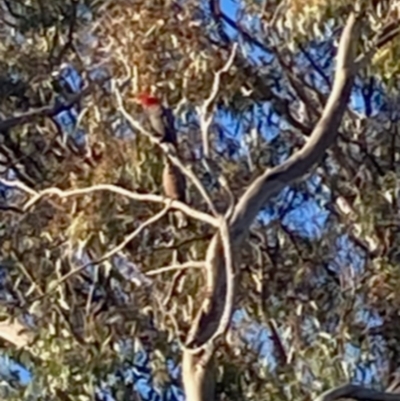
[0,204,24,214]
[267,318,288,366]
[355,20,400,69]
[32,204,172,302]
[200,43,238,157]
[0,78,107,133]
[146,261,205,276]
[197,43,237,211]
[0,179,37,196]
[163,269,186,307]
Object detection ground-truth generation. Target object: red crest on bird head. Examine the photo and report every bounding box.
[137,93,161,107]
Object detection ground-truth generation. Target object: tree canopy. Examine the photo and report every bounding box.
[0,1,400,400]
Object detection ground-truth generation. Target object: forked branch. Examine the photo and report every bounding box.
[186,9,362,357]
[182,11,363,401]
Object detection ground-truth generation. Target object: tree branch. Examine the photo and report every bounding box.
[146,261,205,276]
[32,204,172,301]
[314,384,400,401]
[0,79,103,133]
[182,11,363,401]
[115,86,219,217]
[184,215,234,353]
[230,11,361,243]
[199,43,237,157]
[0,319,32,349]
[0,179,219,227]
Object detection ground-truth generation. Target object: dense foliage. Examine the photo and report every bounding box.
[0,0,400,400]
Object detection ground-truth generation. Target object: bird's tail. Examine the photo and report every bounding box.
[174,210,188,228]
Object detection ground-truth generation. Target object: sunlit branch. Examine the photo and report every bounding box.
[0,319,32,348]
[0,179,219,227]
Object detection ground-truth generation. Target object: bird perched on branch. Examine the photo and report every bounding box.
[137,92,187,227]
[137,93,177,146]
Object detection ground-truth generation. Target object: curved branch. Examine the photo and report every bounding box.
[184,215,234,353]
[230,12,360,243]
[190,9,361,352]
[314,384,400,401]
[182,9,400,400]
[182,11,362,401]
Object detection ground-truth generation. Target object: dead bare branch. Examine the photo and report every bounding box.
[268,318,288,366]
